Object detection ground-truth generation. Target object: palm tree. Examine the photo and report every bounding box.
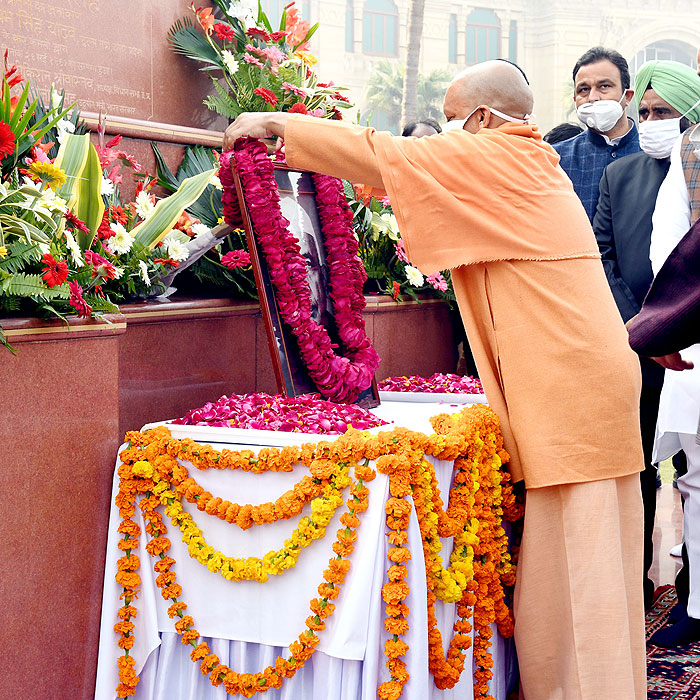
[364,61,451,133]
[401,0,426,126]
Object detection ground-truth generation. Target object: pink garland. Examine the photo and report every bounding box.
[220,139,380,403]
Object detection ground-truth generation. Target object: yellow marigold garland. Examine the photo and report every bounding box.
[113,404,519,699]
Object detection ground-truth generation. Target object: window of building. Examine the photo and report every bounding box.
[631,39,697,75]
[346,0,354,52]
[465,8,500,64]
[448,14,457,64]
[508,20,517,63]
[362,0,398,56]
[261,0,310,28]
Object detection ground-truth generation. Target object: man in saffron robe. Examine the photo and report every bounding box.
[223,60,646,700]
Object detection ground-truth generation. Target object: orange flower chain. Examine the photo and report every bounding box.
[113,404,523,698]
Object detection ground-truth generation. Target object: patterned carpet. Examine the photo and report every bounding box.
[647,587,700,699]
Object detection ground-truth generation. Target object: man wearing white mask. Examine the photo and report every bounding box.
[593,59,700,613]
[645,57,700,647]
[555,46,639,221]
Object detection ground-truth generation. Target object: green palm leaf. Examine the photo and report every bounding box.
[168,18,221,66]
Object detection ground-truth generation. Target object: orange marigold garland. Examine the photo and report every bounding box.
[113,404,520,699]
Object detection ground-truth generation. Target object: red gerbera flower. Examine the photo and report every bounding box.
[64,211,91,236]
[97,211,114,240]
[289,102,308,115]
[269,31,287,42]
[41,253,68,288]
[221,249,251,269]
[246,27,271,42]
[84,250,118,280]
[68,280,92,318]
[0,120,16,159]
[253,87,278,106]
[214,23,236,41]
[109,205,129,226]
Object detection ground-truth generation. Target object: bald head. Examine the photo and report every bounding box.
[443,60,534,130]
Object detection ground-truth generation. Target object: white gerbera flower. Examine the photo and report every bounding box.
[106,223,134,255]
[191,223,212,239]
[64,229,84,267]
[404,264,424,287]
[101,177,115,196]
[221,50,239,76]
[138,260,151,287]
[56,118,75,145]
[133,191,155,220]
[163,236,190,262]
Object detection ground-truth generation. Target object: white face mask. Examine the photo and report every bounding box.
[442,105,530,132]
[638,118,681,159]
[576,94,625,133]
[639,95,700,159]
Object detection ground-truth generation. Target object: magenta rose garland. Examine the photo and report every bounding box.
[172,392,388,433]
[219,139,380,403]
[379,372,483,394]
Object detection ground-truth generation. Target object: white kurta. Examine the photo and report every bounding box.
[650,136,700,462]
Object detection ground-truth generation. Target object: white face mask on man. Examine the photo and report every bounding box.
[442,105,530,132]
[639,96,700,159]
[576,94,625,133]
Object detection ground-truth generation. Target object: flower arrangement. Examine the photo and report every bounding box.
[379,372,483,394]
[346,184,455,302]
[113,403,520,698]
[173,392,388,433]
[169,1,352,121]
[0,57,216,351]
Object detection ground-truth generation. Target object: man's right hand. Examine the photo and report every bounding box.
[651,352,695,371]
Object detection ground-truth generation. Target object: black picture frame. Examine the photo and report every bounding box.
[234,162,380,409]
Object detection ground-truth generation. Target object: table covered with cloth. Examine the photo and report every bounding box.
[94,398,516,700]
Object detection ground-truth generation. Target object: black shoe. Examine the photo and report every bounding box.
[649,615,700,647]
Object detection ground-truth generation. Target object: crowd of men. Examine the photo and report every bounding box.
[223,47,700,700]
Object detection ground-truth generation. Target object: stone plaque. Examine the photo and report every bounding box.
[0,0,225,130]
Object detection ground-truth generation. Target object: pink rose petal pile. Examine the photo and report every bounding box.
[171,392,388,434]
[378,373,483,394]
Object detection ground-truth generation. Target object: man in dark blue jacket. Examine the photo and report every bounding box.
[593,59,700,611]
[555,46,639,221]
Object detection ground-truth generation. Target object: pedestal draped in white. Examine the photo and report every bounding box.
[95,400,512,700]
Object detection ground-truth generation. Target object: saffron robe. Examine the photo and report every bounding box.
[285,116,644,488]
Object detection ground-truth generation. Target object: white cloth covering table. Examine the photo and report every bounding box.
[94,398,514,700]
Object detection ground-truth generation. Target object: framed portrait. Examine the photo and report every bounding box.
[234,162,380,408]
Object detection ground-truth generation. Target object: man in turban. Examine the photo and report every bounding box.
[593,59,700,615]
[223,60,646,699]
[643,58,700,647]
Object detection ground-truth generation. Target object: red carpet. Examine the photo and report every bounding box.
[647,587,700,699]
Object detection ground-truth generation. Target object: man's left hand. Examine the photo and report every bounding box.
[651,352,695,371]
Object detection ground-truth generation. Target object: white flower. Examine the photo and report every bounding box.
[35,188,68,214]
[50,88,62,110]
[65,229,84,267]
[381,213,399,241]
[37,242,50,255]
[56,118,75,145]
[191,223,212,239]
[163,236,190,262]
[404,264,424,287]
[106,223,134,255]
[209,173,223,190]
[133,191,155,220]
[101,177,115,196]
[138,260,151,287]
[221,50,239,75]
[227,0,256,23]
[112,266,124,280]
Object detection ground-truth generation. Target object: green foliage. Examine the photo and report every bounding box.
[364,61,452,133]
[168,18,222,66]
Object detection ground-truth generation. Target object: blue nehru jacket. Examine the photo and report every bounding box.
[554,122,640,222]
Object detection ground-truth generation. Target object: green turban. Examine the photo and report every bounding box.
[634,60,700,123]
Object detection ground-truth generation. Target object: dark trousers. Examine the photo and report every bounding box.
[640,383,662,608]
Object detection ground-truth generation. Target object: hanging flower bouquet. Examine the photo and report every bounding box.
[0,58,216,352]
[169,1,353,122]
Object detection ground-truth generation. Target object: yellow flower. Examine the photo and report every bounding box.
[27,161,68,190]
[294,50,318,66]
[0,246,7,258]
[132,460,154,478]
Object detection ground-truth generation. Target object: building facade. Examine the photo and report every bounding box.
[263,0,700,132]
